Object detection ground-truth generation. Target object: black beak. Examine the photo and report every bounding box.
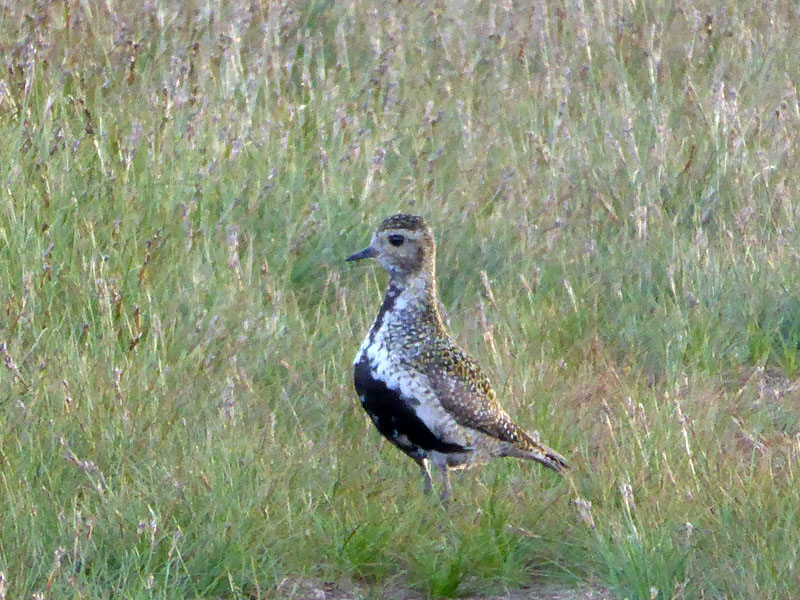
[346,246,379,262]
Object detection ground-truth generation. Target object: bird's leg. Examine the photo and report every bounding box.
[437,464,452,502]
[417,457,433,495]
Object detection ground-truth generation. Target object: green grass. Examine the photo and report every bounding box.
[2,1,800,598]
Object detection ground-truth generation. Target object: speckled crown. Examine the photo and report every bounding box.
[377,214,430,233]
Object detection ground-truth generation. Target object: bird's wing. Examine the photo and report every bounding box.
[424,342,569,472]
[424,343,529,445]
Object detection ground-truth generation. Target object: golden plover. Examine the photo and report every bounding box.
[347,214,568,499]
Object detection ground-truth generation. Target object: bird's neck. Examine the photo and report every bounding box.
[382,270,445,331]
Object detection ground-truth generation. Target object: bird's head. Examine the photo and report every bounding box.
[347,214,436,281]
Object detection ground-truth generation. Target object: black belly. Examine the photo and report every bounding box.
[353,356,467,457]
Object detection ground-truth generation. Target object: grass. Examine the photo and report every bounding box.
[1,0,800,598]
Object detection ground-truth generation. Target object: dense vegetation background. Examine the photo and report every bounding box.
[1,1,799,598]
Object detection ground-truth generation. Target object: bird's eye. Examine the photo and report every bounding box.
[388,234,405,247]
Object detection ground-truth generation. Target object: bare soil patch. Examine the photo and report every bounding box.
[273,577,610,600]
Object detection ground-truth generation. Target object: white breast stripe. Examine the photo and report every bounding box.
[356,308,468,448]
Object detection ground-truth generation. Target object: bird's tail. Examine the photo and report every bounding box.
[506,434,570,473]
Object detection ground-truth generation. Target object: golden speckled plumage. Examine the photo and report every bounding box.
[376,213,430,233]
[348,214,568,499]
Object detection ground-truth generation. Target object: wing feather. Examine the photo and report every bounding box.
[423,342,569,472]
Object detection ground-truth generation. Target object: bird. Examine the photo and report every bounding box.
[346,214,568,499]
